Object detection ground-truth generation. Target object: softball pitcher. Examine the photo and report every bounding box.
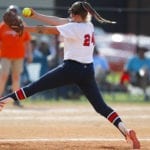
[0,1,140,149]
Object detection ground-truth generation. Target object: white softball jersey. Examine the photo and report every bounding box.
[57,22,95,63]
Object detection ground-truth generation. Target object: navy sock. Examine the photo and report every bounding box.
[0,92,18,101]
[0,88,27,102]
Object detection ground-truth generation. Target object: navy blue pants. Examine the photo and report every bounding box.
[23,60,114,118]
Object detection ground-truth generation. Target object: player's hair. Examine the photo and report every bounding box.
[68,1,88,20]
[68,1,116,24]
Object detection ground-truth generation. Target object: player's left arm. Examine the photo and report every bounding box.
[24,25,60,35]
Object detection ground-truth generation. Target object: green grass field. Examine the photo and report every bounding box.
[23,92,149,107]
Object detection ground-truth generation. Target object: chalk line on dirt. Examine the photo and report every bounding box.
[0,138,149,142]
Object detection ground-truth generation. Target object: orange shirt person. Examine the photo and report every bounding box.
[0,5,32,107]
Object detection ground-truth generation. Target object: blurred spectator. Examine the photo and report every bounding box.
[21,35,38,86]
[30,35,57,99]
[33,35,56,76]
[123,46,150,100]
[0,5,32,107]
[93,47,110,85]
[30,35,38,52]
[57,42,64,64]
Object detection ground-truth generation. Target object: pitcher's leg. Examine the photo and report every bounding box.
[78,80,127,135]
[0,64,72,101]
[78,79,141,149]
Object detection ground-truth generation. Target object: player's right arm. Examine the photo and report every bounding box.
[29,8,69,26]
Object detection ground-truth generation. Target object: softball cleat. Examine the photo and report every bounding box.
[125,129,140,149]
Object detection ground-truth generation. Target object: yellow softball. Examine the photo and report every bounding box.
[22,8,32,17]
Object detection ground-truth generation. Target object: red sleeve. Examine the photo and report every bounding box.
[120,72,130,85]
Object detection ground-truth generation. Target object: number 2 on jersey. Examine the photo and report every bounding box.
[83,33,95,46]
